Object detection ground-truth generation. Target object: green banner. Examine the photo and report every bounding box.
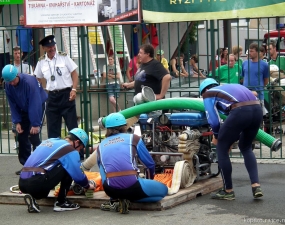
[0,0,23,5]
[142,0,285,23]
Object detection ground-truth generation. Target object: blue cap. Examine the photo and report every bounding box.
[199,78,219,94]
[69,128,88,148]
[105,113,127,128]
[39,35,56,47]
[2,64,18,82]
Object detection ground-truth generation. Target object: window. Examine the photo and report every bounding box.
[231,19,250,27]
[244,39,263,53]
[198,21,205,29]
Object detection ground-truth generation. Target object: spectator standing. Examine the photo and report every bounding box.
[241,43,269,116]
[2,64,47,175]
[0,26,10,85]
[259,46,268,62]
[102,55,121,112]
[232,45,243,66]
[269,42,285,72]
[220,47,228,65]
[16,15,34,67]
[126,55,138,82]
[209,54,241,84]
[13,46,33,74]
[209,48,222,72]
[122,44,171,100]
[34,35,78,140]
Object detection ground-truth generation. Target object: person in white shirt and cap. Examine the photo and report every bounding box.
[34,35,81,157]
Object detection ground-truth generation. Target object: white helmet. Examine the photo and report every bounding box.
[270,64,279,72]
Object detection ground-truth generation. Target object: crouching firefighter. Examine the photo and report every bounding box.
[19,128,95,213]
[98,113,168,214]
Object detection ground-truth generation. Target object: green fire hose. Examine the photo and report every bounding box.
[99,98,281,152]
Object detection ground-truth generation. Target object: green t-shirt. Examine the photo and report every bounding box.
[209,64,241,84]
[235,58,243,68]
[269,56,285,72]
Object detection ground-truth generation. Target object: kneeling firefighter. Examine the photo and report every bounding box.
[98,113,168,214]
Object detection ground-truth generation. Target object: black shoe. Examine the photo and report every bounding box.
[118,199,130,214]
[15,170,22,175]
[24,194,40,213]
[53,199,80,212]
[252,186,263,198]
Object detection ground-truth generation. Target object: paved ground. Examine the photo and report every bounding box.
[0,156,284,225]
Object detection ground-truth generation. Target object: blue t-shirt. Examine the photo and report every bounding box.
[16,26,33,52]
[241,60,269,100]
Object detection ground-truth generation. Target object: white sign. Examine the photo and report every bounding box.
[25,0,97,26]
[24,0,140,27]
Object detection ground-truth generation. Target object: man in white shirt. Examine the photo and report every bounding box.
[13,46,33,74]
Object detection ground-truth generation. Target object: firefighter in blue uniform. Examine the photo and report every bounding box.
[98,113,168,214]
[2,64,47,175]
[19,128,95,213]
[199,78,263,200]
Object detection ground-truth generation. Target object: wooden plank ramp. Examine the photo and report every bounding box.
[0,177,222,211]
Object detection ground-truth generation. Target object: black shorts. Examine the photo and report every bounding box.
[103,180,148,201]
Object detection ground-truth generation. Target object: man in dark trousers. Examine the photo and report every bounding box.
[33,35,84,159]
[2,64,47,175]
[200,78,263,200]
[19,128,95,213]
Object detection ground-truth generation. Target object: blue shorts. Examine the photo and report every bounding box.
[106,83,120,98]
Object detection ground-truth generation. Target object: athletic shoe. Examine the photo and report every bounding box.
[15,170,22,175]
[100,200,119,212]
[53,199,80,212]
[210,189,235,200]
[118,199,130,214]
[24,194,40,213]
[252,186,263,198]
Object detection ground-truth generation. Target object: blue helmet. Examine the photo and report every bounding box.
[105,113,126,128]
[199,78,219,94]
[2,64,18,82]
[69,128,88,148]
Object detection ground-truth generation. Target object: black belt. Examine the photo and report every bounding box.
[22,167,46,174]
[49,87,71,93]
[230,100,260,110]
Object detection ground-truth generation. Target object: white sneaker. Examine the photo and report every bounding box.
[13,142,18,150]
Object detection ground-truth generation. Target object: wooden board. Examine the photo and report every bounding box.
[0,177,222,211]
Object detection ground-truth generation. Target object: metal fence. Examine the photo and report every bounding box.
[0,4,284,159]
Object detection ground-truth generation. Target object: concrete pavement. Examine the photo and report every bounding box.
[0,155,284,225]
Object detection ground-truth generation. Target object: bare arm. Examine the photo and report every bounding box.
[264,78,269,86]
[122,81,135,89]
[180,64,189,76]
[71,70,79,89]
[126,67,132,82]
[156,74,171,100]
[69,70,78,101]
[171,59,178,73]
